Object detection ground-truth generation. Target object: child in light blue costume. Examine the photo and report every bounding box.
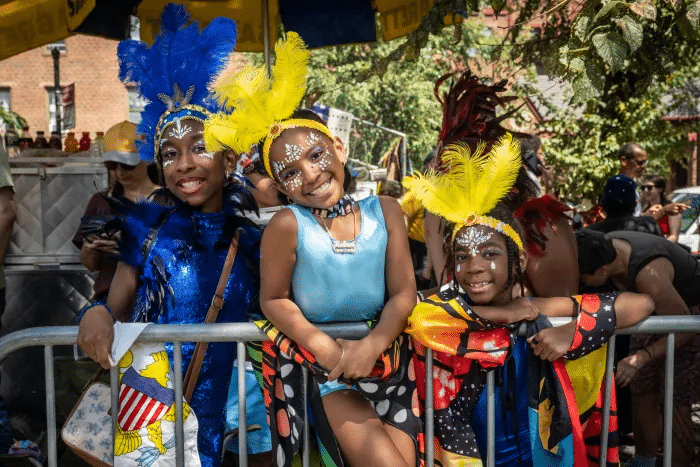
[204,33,419,467]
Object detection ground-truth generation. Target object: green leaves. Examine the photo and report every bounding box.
[592,31,628,72]
[617,15,644,53]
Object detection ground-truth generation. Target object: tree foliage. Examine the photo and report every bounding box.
[302,19,503,168]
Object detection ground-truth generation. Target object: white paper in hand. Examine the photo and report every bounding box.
[111,322,151,366]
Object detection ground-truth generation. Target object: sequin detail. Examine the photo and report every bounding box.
[456,227,493,256]
[305,132,321,146]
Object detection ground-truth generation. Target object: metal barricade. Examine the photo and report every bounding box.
[0,316,698,467]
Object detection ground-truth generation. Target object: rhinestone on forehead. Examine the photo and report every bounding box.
[305,132,321,146]
[273,143,304,177]
[455,227,493,256]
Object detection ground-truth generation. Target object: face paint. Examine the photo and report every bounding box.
[314,149,332,171]
[162,159,173,169]
[455,227,493,257]
[272,143,303,177]
[305,132,321,146]
[197,151,215,160]
[456,264,461,272]
[490,261,496,270]
[283,174,302,190]
[166,118,192,140]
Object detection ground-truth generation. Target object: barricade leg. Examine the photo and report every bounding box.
[173,341,184,467]
[663,334,674,467]
[486,370,495,467]
[600,335,616,466]
[302,366,309,467]
[237,341,247,467]
[425,347,434,467]
[44,345,57,467]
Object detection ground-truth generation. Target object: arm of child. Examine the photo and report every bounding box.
[260,209,343,372]
[329,197,417,381]
[528,292,655,362]
[77,261,139,368]
[470,297,539,323]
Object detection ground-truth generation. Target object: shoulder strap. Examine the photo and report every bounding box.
[182,232,239,403]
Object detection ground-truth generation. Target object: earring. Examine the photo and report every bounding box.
[490,261,496,270]
[225,170,231,179]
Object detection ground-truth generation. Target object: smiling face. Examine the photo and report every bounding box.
[159,119,227,212]
[268,127,346,209]
[453,225,524,305]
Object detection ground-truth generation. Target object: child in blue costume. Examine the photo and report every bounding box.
[76,5,270,466]
[204,34,419,467]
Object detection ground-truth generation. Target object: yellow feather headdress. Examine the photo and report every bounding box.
[204,32,334,178]
[402,133,523,249]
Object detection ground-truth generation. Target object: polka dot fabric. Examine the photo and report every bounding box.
[253,320,421,467]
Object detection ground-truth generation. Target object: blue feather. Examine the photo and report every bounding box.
[117,3,237,162]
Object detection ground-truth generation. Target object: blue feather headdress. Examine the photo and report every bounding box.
[117,3,237,163]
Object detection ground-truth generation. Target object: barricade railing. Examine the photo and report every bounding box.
[0,316,698,467]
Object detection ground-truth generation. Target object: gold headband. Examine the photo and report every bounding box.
[451,214,524,250]
[261,118,335,178]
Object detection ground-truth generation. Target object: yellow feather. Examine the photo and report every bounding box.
[476,134,521,214]
[204,32,309,156]
[402,134,522,224]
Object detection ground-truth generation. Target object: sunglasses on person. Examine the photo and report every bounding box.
[104,161,138,171]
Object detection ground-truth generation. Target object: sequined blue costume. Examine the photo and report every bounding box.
[118,188,261,467]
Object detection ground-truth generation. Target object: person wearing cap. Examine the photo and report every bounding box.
[587,174,662,236]
[576,228,700,467]
[72,121,160,301]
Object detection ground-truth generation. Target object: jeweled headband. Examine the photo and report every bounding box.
[261,119,334,178]
[154,104,210,162]
[453,214,523,250]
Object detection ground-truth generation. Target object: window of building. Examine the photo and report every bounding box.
[0,88,10,111]
[128,87,147,124]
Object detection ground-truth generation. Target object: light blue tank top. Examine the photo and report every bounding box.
[288,196,387,323]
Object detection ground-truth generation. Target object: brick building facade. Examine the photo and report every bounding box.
[0,35,130,140]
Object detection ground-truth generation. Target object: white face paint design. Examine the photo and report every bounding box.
[166,118,192,140]
[162,159,173,169]
[456,264,461,272]
[315,149,332,171]
[305,132,321,146]
[274,131,334,191]
[490,261,496,270]
[455,227,493,257]
[273,143,303,178]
